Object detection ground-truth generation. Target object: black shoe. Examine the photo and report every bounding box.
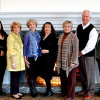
[30,93,38,98]
[28,78,38,98]
[30,88,38,98]
[44,90,53,97]
[11,95,22,99]
[36,92,40,96]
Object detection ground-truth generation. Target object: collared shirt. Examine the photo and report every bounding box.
[76,22,98,55]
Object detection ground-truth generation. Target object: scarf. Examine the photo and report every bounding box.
[28,30,41,61]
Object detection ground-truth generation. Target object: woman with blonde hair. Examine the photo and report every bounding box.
[57,20,79,100]
[7,22,25,99]
[24,19,41,98]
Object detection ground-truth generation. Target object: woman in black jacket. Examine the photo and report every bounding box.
[40,22,58,97]
[0,21,8,98]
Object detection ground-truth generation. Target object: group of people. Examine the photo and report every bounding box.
[0,9,99,100]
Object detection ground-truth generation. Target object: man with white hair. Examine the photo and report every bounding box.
[76,10,98,100]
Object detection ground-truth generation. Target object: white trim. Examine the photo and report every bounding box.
[0,12,100,32]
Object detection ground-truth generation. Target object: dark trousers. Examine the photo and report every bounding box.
[0,56,6,92]
[27,57,39,80]
[60,68,77,98]
[27,57,41,94]
[45,78,51,91]
[79,56,95,95]
[10,71,21,94]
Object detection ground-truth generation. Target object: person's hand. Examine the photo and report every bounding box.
[42,49,49,54]
[0,50,4,56]
[70,63,75,68]
[56,67,60,76]
[25,60,30,68]
[78,51,83,57]
[12,64,16,69]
